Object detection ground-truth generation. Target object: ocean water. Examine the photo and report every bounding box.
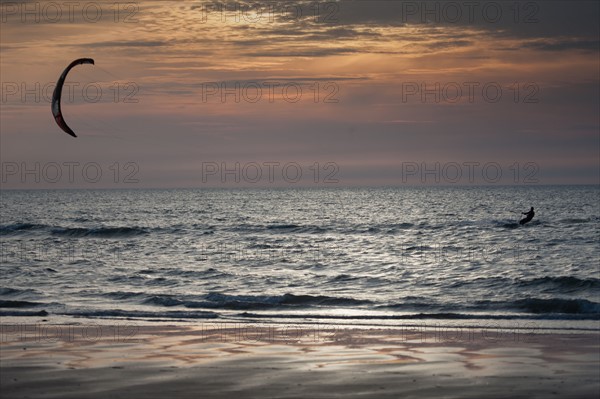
[1,186,599,331]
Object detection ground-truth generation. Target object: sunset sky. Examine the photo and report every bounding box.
[1,0,598,188]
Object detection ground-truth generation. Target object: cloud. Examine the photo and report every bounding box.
[243,48,359,57]
[78,40,169,48]
[523,39,600,52]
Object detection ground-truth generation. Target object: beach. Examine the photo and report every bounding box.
[1,321,598,398]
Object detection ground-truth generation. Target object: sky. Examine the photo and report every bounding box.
[0,0,598,188]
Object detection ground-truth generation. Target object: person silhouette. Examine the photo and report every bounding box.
[519,207,535,225]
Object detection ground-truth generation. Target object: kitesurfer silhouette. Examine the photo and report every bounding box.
[519,207,535,225]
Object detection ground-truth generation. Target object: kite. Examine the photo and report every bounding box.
[51,58,95,137]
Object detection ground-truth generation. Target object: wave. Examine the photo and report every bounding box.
[140,292,372,311]
[143,295,184,307]
[0,223,46,235]
[0,287,40,297]
[51,226,148,238]
[451,275,600,293]
[236,311,594,321]
[493,219,543,229]
[381,296,600,318]
[517,276,600,292]
[231,222,416,235]
[63,309,218,319]
[394,222,415,228]
[230,223,329,234]
[331,274,359,282]
[494,217,598,229]
[236,311,478,320]
[201,292,371,309]
[511,298,600,315]
[7,223,214,238]
[0,300,43,308]
[279,293,371,306]
[267,224,301,230]
[0,310,49,317]
[101,291,147,300]
[558,218,594,224]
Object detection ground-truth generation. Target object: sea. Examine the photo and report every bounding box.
[1,186,599,336]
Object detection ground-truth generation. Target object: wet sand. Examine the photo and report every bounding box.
[1,322,598,398]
